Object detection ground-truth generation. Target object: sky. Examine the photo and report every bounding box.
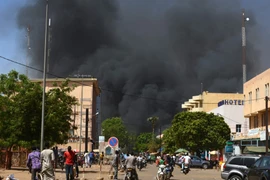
[0,0,270,76]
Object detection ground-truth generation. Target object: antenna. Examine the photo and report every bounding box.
[201,82,203,95]
[26,25,31,77]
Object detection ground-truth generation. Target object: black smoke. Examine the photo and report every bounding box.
[17,0,260,132]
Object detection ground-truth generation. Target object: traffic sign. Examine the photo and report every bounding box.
[108,137,118,147]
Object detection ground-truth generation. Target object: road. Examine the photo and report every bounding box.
[0,163,223,180]
[117,163,223,180]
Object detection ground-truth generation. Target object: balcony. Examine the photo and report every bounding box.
[189,99,197,104]
[190,107,203,112]
[192,95,203,101]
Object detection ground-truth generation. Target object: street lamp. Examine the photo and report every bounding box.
[40,0,49,151]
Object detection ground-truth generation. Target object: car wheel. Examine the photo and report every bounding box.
[202,163,208,169]
[229,175,242,180]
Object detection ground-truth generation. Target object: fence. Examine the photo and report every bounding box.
[0,151,28,168]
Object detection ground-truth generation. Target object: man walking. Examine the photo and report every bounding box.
[64,146,75,180]
[41,142,55,180]
[27,146,41,180]
[111,150,120,180]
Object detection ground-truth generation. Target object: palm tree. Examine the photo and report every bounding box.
[147,116,159,139]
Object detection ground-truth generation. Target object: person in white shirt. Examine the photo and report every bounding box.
[181,153,191,170]
[40,142,55,180]
[125,152,138,179]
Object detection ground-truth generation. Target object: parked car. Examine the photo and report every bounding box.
[190,155,210,169]
[245,155,270,180]
[221,155,260,180]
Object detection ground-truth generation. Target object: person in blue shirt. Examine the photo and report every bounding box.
[27,146,41,180]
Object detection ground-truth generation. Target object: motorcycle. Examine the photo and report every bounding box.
[124,168,138,180]
[58,155,65,170]
[137,161,142,171]
[156,164,171,180]
[142,158,147,168]
[182,163,190,175]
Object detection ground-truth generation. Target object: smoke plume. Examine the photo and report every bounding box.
[17,0,260,132]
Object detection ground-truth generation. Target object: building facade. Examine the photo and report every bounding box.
[32,78,101,152]
[181,91,244,112]
[208,101,249,136]
[233,68,270,144]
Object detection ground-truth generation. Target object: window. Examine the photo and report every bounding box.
[259,157,270,168]
[262,114,265,126]
[249,92,252,104]
[253,159,262,168]
[254,115,259,128]
[244,158,257,167]
[229,158,243,165]
[256,88,259,101]
[266,83,269,96]
[236,124,241,132]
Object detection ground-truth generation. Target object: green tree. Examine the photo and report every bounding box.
[0,70,77,169]
[135,132,152,152]
[147,116,159,139]
[101,117,128,149]
[162,111,230,154]
[162,128,178,154]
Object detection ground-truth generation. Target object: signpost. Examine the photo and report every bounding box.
[108,137,119,147]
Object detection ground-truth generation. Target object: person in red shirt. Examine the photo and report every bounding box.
[64,146,75,180]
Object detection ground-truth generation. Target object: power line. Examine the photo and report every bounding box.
[0,55,265,105]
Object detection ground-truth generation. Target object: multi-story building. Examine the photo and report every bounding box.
[32,78,101,152]
[181,91,244,112]
[208,100,249,136]
[232,68,270,145]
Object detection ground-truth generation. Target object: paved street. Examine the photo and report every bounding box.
[0,163,223,180]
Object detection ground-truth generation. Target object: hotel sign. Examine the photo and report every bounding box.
[218,100,244,107]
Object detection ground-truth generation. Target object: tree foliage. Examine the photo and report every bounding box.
[163,111,231,153]
[101,117,128,149]
[147,116,159,136]
[0,70,77,168]
[135,132,152,152]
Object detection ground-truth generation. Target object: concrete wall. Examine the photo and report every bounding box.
[32,78,100,152]
[244,68,270,116]
[202,92,244,112]
[208,105,249,135]
[182,91,244,112]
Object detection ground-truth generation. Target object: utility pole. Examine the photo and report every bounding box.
[40,0,49,151]
[26,25,31,77]
[242,9,249,85]
[159,126,162,154]
[79,76,84,154]
[266,96,269,154]
[47,18,52,74]
[85,108,89,152]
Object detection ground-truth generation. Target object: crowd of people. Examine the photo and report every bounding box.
[27,144,219,180]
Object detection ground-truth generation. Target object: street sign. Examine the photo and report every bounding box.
[99,136,105,142]
[108,137,118,147]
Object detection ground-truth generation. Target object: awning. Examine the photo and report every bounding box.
[175,148,189,154]
[243,146,270,154]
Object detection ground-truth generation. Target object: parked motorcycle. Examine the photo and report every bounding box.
[124,168,138,180]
